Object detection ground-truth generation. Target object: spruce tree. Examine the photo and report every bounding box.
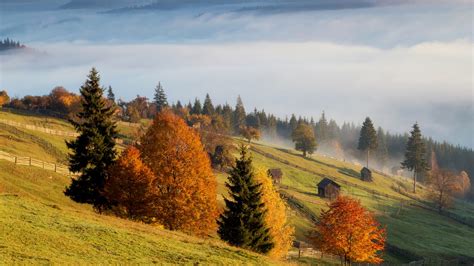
[357,117,378,168]
[154,82,168,112]
[376,127,389,169]
[401,123,429,193]
[65,68,118,211]
[202,93,215,115]
[316,111,328,143]
[218,146,274,254]
[233,96,246,133]
[107,86,115,103]
[191,98,202,114]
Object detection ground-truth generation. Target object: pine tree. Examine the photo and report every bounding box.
[375,127,389,169]
[401,123,429,193]
[233,96,246,133]
[357,117,378,168]
[202,93,215,115]
[316,111,328,143]
[154,82,168,112]
[191,98,202,114]
[107,86,115,103]
[65,68,118,212]
[218,146,274,254]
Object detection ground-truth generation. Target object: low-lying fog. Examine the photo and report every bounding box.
[0,0,472,147]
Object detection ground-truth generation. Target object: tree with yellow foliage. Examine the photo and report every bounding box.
[139,111,218,236]
[254,169,294,259]
[310,195,385,265]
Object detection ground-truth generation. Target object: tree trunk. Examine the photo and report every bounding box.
[366,149,370,168]
[413,170,416,194]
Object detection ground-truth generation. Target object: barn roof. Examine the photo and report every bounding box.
[268,168,283,177]
[361,167,372,173]
[317,178,340,189]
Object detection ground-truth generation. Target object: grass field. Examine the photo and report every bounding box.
[0,161,281,264]
[1,111,473,264]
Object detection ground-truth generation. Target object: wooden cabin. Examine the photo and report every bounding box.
[317,178,341,199]
[267,168,283,184]
[360,167,373,182]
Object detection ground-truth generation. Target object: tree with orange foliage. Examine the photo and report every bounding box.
[309,196,385,265]
[103,146,155,222]
[0,90,10,107]
[139,111,218,236]
[254,169,294,259]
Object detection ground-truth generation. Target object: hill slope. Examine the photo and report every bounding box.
[1,110,473,264]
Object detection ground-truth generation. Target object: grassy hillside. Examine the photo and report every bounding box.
[242,139,474,263]
[0,161,280,264]
[1,110,473,264]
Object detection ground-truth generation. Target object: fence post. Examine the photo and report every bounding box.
[29,157,32,166]
[54,164,57,172]
[15,156,17,164]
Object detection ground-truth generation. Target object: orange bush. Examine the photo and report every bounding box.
[139,111,218,236]
[310,195,385,264]
[104,146,155,221]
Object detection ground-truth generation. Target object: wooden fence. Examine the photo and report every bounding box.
[0,150,73,176]
[0,118,79,137]
[0,118,126,144]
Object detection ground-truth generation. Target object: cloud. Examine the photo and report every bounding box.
[1,39,472,146]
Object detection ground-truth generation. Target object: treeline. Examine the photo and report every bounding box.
[2,84,473,196]
[0,38,26,51]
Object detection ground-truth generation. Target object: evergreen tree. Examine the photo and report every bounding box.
[316,111,329,143]
[218,146,274,254]
[65,68,118,211]
[401,123,429,193]
[191,98,202,114]
[375,127,389,169]
[175,100,183,109]
[107,86,115,103]
[233,96,246,133]
[154,82,168,112]
[202,93,215,115]
[357,117,378,168]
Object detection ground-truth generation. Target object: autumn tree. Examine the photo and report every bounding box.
[401,123,429,193]
[240,126,261,143]
[139,111,218,236]
[65,68,118,211]
[218,146,274,254]
[429,169,462,212]
[255,169,294,259]
[357,117,377,168]
[292,123,317,157]
[309,196,385,265]
[103,146,155,221]
[0,90,10,107]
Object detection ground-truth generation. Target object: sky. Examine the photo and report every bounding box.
[0,0,472,147]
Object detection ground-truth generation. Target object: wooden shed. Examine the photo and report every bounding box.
[360,167,373,182]
[317,178,341,199]
[267,168,283,184]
